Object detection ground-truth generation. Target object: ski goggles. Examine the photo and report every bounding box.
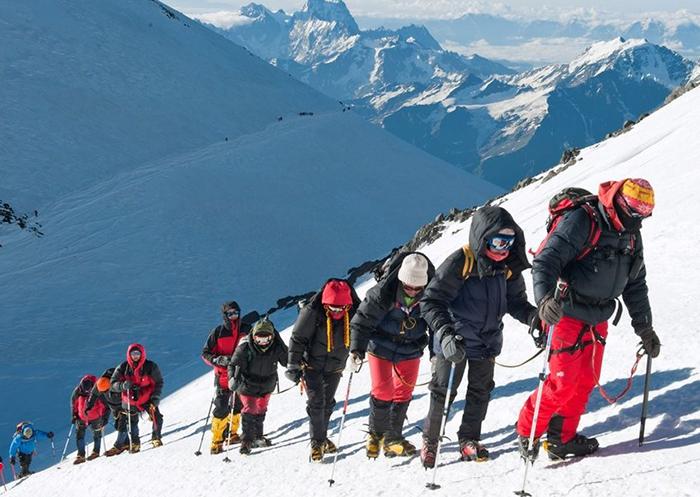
[487,234,515,251]
[325,305,349,314]
[22,426,33,438]
[402,283,425,294]
[225,310,240,318]
[253,333,273,347]
[616,193,651,219]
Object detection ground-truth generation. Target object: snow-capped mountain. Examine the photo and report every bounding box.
[0,0,500,451]
[378,38,697,187]
[7,73,700,497]
[205,1,515,101]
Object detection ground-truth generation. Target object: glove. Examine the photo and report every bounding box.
[440,330,465,363]
[538,295,564,326]
[213,356,231,367]
[528,311,547,349]
[347,351,364,373]
[636,327,660,358]
[47,431,54,439]
[284,365,303,384]
[10,456,16,465]
[122,380,133,392]
[71,413,78,424]
[150,396,160,407]
[228,377,237,391]
[82,408,89,418]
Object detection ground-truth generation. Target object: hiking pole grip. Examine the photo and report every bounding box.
[639,355,652,446]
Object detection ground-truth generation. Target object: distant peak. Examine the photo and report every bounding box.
[395,25,442,51]
[298,0,358,33]
[240,3,271,18]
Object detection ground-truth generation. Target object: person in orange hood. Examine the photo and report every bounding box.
[517,178,659,460]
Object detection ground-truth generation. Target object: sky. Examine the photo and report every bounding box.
[171,0,700,18]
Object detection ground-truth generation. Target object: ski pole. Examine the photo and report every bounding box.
[639,354,652,446]
[426,362,457,490]
[10,463,16,482]
[515,280,568,497]
[57,424,74,468]
[223,391,237,463]
[328,371,354,487]
[51,437,56,460]
[194,395,215,456]
[126,392,134,453]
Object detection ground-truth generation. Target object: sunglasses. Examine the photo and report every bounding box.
[402,283,424,293]
[326,305,349,313]
[226,310,240,318]
[129,350,142,358]
[487,235,515,251]
[253,334,273,346]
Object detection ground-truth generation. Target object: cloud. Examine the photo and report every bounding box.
[442,37,594,65]
[191,10,256,29]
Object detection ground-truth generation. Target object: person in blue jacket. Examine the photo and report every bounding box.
[8,422,54,477]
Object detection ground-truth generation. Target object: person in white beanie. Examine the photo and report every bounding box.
[350,252,435,459]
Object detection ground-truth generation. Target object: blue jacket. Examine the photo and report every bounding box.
[9,423,49,457]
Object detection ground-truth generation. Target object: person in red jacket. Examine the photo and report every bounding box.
[70,375,108,464]
[201,301,252,454]
[109,343,164,454]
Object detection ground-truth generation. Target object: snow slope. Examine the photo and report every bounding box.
[0,0,500,445]
[6,81,700,497]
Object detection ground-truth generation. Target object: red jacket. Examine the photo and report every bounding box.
[112,343,164,411]
[202,320,249,389]
[71,375,107,422]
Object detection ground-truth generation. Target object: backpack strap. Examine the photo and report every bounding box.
[576,203,603,260]
[461,245,475,279]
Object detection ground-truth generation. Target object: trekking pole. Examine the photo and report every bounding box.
[126,392,134,453]
[426,362,457,490]
[328,371,355,487]
[514,280,568,497]
[10,463,16,482]
[223,391,237,463]
[57,424,74,469]
[639,354,653,446]
[51,438,56,460]
[194,395,215,456]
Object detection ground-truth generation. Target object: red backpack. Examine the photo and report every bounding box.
[531,187,602,260]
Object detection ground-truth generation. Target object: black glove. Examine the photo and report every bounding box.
[284,365,303,384]
[538,295,564,326]
[122,380,133,391]
[528,311,547,349]
[439,325,465,363]
[150,396,160,407]
[47,431,54,439]
[213,356,231,367]
[10,456,16,465]
[636,327,660,358]
[71,413,78,424]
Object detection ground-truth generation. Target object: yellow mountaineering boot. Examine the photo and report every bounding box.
[383,438,416,458]
[210,416,229,454]
[365,433,382,459]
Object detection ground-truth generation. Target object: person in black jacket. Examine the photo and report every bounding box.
[350,252,436,459]
[516,178,659,461]
[88,368,129,457]
[286,279,360,462]
[228,318,288,455]
[201,301,252,454]
[70,375,108,464]
[110,343,164,453]
[420,206,537,468]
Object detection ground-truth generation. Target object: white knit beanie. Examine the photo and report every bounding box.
[398,254,429,287]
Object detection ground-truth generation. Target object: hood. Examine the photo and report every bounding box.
[468,206,530,277]
[126,343,146,371]
[221,300,241,328]
[598,180,627,232]
[78,374,97,394]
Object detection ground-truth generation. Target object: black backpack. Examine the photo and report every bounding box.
[531,187,602,261]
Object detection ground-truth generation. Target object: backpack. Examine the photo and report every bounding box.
[531,187,602,261]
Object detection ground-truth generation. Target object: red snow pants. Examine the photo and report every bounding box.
[517,316,608,443]
[239,394,271,415]
[368,354,421,403]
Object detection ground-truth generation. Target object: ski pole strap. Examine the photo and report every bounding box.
[593,337,644,404]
